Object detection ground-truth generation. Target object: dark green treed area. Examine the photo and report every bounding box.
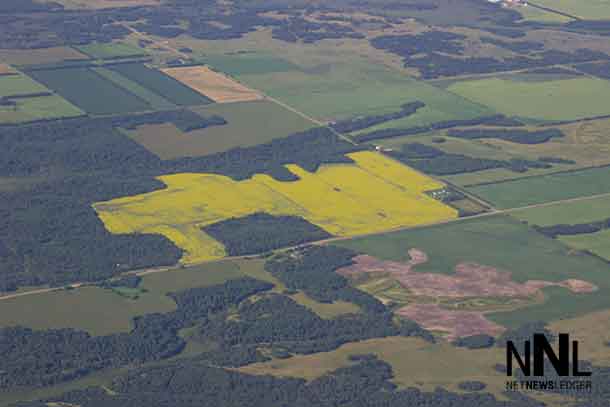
[386,143,554,175]
[108,63,213,106]
[11,356,552,407]
[0,247,434,393]
[446,128,564,144]
[0,119,364,291]
[202,213,332,256]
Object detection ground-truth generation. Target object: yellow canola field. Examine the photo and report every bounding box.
[94,151,457,263]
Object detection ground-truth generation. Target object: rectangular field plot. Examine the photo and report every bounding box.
[201,53,301,76]
[0,47,88,66]
[336,215,610,328]
[108,63,213,106]
[92,67,176,110]
[511,194,610,226]
[76,42,147,60]
[129,100,315,159]
[447,75,610,122]
[0,72,48,97]
[466,166,610,209]
[559,229,610,260]
[93,151,457,264]
[0,94,83,124]
[27,67,152,115]
[162,66,263,103]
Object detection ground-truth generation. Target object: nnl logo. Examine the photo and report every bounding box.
[506,333,592,377]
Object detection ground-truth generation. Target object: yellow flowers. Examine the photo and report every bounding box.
[94,152,457,263]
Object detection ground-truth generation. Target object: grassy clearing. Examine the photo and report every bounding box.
[0,94,83,124]
[94,151,456,263]
[447,76,610,122]
[511,194,610,226]
[531,0,610,20]
[109,63,213,106]
[239,336,509,396]
[0,286,176,336]
[129,100,315,159]
[0,258,358,337]
[77,42,147,59]
[335,215,610,328]
[559,229,610,260]
[466,166,610,209]
[93,67,176,110]
[27,67,152,115]
[0,72,48,97]
[0,47,88,66]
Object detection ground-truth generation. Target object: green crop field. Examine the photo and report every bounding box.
[0,72,49,97]
[559,229,610,260]
[93,67,176,110]
[531,0,610,20]
[511,194,610,226]
[238,61,492,123]
[76,42,148,59]
[466,166,610,209]
[27,67,152,115]
[200,52,300,76]
[109,63,213,106]
[129,100,316,159]
[447,76,610,122]
[0,94,83,124]
[336,215,610,328]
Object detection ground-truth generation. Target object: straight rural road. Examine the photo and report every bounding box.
[3,189,610,303]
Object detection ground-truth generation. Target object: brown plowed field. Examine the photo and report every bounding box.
[337,249,597,339]
[338,252,597,298]
[396,303,506,340]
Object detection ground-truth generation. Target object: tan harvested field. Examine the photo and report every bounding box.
[0,63,15,75]
[239,336,511,396]
[128,100,315,159]
[549,309,610,365]
[162,66,263,103]
[397,303,506,340]
[0,47,88,66]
